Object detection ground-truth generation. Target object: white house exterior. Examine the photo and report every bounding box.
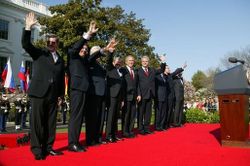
[0,0,51,86]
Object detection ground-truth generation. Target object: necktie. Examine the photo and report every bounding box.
[52,52,58,63]
[145,68,149,77]
[130,68,134,80]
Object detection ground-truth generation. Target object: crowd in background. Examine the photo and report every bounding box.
[184,97,218,112]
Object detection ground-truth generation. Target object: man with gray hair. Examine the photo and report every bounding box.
[137,55,164,134]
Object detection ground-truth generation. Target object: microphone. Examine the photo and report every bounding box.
[228,57,245,65]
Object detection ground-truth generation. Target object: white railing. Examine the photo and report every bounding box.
[4,0,51,16]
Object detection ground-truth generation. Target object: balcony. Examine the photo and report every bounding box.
[3,0,51,16]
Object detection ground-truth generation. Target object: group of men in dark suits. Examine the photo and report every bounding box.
[22,12,187,160]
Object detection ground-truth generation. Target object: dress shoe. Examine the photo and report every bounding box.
[86,141,99,146]
[144,130,153,134]
[123,133,131,138]
[106,138,116,143]
[156,128,164,131]
[34,154,45,160]
[96,139,107,144]
[171,124,181,128]
[129,133,135,138]
[113,136,123,141]
[47,149,63,156]
[139,130,146,135]
[68,144,86,152]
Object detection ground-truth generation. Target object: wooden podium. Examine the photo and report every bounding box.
[214,65,250,148]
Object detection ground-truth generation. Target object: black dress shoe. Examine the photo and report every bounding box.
[47,149,63,156]
[156,128,164,131]
[123,133,130,138]
[86,141,98,146]
[113,136,123,141]
[144,130,153,134]
[139,130,146,135]
[68,144,86,152]
[129,133,135,138]
[34,154,45,160]
[106,138,116,143]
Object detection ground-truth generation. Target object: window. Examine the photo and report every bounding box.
[25,61,33,78]
[0,19,9,40]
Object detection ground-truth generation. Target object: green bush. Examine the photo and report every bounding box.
[185,108,220,123]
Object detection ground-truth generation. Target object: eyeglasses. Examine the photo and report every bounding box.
[82,47,88,52]
[49,41,56,45]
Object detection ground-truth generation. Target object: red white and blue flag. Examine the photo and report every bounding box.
[18,61,27,92]
[2,58,15,91]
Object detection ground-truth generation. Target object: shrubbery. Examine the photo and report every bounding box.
[185,108,220,123]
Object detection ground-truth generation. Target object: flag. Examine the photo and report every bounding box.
[1,64,7,85]
[18,61,26,92]
[3,58,15,92]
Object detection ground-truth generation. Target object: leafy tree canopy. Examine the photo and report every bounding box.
[191,70,207,91]
[37,0,161,67]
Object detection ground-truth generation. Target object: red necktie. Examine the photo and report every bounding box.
[145,68,149,77]
[130,68,134,80]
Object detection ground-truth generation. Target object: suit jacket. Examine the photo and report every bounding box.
[166,68,184,99]
[88,52,107,96]
[155,73,168,102]
[137,67,156,99]
[173,76,184,100]
[68,38,101,92]
[120,67,141,101]
[22,30,65,98]
[106,54,125,98]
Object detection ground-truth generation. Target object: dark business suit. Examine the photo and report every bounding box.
[155,73,168,130]
[68,37,89,147]
[22,30,65,156]
[105,54,125,140]
[85,51,107,145]
[68,38,103,147]
[172,75,184,126]
[164,68,184,129]
[120,66,140,137]
[137,67,156,133]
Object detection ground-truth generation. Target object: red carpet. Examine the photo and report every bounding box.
[0,124,250,166]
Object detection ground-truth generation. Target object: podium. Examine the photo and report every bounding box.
[214,65,250,148]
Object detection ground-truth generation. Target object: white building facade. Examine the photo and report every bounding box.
[0,0,51,86]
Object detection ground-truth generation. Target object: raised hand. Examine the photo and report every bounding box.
[25,12,38,30]
[182,61,187,69]
[104,38,118,53]
[87,21,98,35]
[159,55,166,63]
[137,95,141,103]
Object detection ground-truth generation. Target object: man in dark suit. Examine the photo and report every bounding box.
[85,41,117,146]
[22,12,65,160]
[173,72,185,127]
[155,72,168,131]
[106,54,125,142]
[67,21,98,152]
[137,56,156,134]
[162,63,186,129]
[120,55,141,138]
